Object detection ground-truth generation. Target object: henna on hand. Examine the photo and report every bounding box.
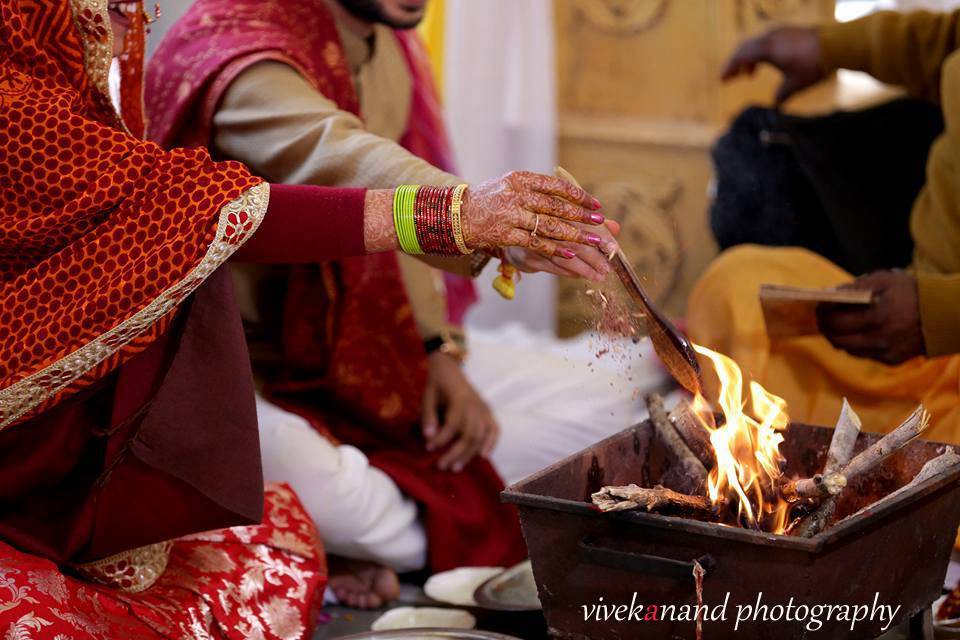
[459,171,611,259]
[363,189,400,253]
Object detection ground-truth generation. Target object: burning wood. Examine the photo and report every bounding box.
[781,406,930,504]
[668,399,715,470]
[590,342,944,542]
[592,484,714,516]
[645,393,708,494]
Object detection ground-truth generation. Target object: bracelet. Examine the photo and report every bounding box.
[394,184,473,256]
[450,184,472,255]
[416,186,458,255]
[394,185,423,254]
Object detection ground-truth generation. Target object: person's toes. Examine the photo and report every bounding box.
[372,567,400,603]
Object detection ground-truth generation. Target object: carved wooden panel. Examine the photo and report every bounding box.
[556,139,716,336]
[554,0,835,336]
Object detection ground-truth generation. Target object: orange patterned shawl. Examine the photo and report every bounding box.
[0,0,269,429]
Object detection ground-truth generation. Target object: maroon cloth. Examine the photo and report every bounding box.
[147,0,525,571]
[238,184,368,262]
[0,269,264,563]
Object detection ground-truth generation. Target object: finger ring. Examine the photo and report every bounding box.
[530,214,540,238]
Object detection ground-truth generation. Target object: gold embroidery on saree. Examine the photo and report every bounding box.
[0,183,271,430]
[71,540,173,593]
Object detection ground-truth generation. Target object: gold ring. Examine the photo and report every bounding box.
[530,214,540,238]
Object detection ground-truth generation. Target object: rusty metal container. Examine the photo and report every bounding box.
[502,421,960,639]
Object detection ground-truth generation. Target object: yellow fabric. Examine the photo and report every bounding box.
[418,0,445,97]
[687,246,960,443]
[818,10,960,356]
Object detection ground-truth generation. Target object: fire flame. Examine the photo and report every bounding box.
[691,345,792,533]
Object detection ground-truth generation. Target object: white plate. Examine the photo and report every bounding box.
[370,607,476,631]
[423,567,504,607]
[473,560,541,611]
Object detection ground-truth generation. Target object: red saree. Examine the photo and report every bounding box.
[0,483,327,640]
[147,0,525,571]
[0,1,327,637]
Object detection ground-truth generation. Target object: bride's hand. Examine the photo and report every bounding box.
[460,171,610,259]
[505,220,621,282]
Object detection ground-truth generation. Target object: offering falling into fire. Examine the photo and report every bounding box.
[592,338,939,540]
[689,345,792,533]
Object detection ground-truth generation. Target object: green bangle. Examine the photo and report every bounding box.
[394,185,423,254]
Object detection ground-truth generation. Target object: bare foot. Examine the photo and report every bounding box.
[327,556,401,610]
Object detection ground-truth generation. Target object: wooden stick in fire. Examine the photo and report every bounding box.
[592,484,714,516]
[793,399,862,536]
[646,393,709,492]
[668,399,715,470]
[782,405,930,503]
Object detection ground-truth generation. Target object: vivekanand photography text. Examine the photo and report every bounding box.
[582,592,902,632]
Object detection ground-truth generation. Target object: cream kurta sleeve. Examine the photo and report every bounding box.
[213,60,468,346]
[213,60,460,189]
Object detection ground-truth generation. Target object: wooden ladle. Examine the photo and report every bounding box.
[557,167,703,395]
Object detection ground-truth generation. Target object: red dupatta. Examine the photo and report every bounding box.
[147,0,524,571]
[0,0,269,429]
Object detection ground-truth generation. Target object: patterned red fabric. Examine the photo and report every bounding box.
[0,0,267,430]
[147,0,526,571]
[0,483,328,640]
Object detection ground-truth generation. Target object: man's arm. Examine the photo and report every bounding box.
[214,59,469,343]
[722,10,960,104]
[820,10,960,102]
[213,60,461,189]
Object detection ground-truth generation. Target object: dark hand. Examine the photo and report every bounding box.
[422,351,499,472]
[721,26,824,105]
[816,271,925,365]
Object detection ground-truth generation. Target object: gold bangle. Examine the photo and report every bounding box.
[451,183,473,255]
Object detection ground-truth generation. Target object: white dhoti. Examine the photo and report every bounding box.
[256,396,428,573]
[464,324,668,486]
[256,325,670,571]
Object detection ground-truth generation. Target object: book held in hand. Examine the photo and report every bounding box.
[760,284,874,339]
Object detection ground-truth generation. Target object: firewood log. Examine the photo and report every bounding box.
[592,484,714,516]
[835,448,960,526]
[781,472,846,502]
[646,393,708,493]
[668,399,715,470]
[793,399,862,536]
[782,405,929,504]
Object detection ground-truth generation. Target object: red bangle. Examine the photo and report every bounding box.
[414,185,460,255]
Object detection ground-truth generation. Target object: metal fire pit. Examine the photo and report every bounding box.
[502,421,960,640]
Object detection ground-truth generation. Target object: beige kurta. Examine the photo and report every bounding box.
[213,21,466,346]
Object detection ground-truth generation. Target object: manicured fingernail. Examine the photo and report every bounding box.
[560,248,576,259]
[453,463,464,473]
[589,213,605,224]
[587,233,603,246]
[591,197,602,210]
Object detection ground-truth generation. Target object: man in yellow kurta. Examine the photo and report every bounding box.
[692,10,960,442]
